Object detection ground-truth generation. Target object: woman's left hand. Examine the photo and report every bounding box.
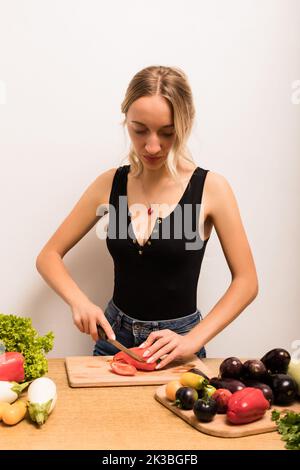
[139,329,198,369]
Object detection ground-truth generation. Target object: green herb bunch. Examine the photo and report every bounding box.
[272,409,300,450]
[0,313,54,381]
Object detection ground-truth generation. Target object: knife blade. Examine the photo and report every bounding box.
[97,325,147,363]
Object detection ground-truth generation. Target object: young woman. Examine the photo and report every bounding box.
[36,65,258,370]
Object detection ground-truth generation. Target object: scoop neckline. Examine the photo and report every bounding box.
[125,164,199,222]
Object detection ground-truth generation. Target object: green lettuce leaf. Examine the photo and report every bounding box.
[0,313,54,381]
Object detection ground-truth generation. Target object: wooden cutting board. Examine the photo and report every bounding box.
[155,386,300,438]
[65,355,213,387]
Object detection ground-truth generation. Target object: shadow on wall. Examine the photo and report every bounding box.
[24,229,114,358]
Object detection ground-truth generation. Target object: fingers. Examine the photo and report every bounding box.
[73,313,90,335]
[142,336,170,358]
[99,317,116,341]
[155,350,178,370]
[88,317,116,343]
[73,315,84,333]
[139,330,171,349]
[82,317,90,335]
[138,329,185,370]
[146,340,177,364]
[71,302,116,341]
[90,321,100,342]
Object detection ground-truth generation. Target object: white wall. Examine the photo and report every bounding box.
[0,0,299,360]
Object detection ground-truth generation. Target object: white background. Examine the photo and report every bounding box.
[0,0,299,359]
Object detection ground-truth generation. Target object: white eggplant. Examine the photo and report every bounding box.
[287,360,300,396]
[28,377,57,425]
[0,381,29,403]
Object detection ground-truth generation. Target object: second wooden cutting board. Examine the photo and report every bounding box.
[155,384,300,438]
[65,355,214,387]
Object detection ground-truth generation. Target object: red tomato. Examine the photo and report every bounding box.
[112,347,158,371]
[212,388,232,413]
[110,362,137,376]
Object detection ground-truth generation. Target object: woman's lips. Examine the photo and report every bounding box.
[143,155,163,163]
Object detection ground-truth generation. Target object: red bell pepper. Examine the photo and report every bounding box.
[227,387,270,424]
[0,351,25,382]
[112,347,158,371]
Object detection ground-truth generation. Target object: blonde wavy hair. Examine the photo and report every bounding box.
[120,65,196,188]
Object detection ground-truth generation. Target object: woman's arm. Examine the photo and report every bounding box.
[141,171,259,369]
[186,171,259,347]
[36,167,118,341]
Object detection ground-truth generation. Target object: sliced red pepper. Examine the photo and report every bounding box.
[112,347,158,371]
[226,387,270,424]
[0,351,25,382]
[110,362,137,376]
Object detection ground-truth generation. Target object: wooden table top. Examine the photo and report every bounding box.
[0,358,288,450]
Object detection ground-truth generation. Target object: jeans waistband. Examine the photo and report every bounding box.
[108,298,201,331]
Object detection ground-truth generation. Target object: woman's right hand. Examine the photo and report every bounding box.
[71,298,116,342]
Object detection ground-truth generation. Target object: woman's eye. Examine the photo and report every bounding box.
[134,130,174,137]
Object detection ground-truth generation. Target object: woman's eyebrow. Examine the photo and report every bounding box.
[131,120,174,129]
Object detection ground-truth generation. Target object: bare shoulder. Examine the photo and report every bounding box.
[90,167,119,206]
[205,170,233,192]
[203,170,238,219]
[96,166,119,181]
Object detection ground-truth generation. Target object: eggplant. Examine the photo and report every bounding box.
[221,378,246,393]
[209,377,245,394]
[241,359,268,381]
[242,379,274,405]
[219,357,243,379]
[287,361,300,397]
[261,348,291,374]
[209,377,225,389]
[269,373,297,405]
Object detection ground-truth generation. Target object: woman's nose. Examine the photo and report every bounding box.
[145,137,161,154]
[145,147,161,155]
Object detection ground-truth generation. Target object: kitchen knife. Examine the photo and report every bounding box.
[97,325,147,363]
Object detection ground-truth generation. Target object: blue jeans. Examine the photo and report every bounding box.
[93,298,206,358]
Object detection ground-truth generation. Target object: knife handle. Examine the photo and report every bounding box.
[97,324,108,340]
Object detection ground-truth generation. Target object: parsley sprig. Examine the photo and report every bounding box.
[272,409,300,450]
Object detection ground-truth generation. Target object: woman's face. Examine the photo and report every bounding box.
[126,95,176,169]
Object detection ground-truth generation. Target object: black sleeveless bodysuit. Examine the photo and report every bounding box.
[106,164,210,320]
